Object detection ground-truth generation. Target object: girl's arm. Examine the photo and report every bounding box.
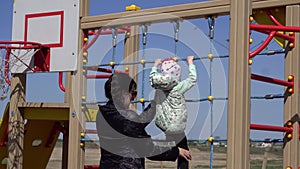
[176,56,197,94]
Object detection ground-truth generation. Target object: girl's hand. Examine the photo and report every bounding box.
[154,59,162,67]
[187,56,194,65]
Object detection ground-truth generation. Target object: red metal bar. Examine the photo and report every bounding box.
[87,74,111,79]
[58,72,65,92]
[250,24,300,32]
[83,29,101,51]
[84,27,130,50]
[97,67,114,73]
[266,11,282,26]
[0,40,42,49]
[85,129,98,134]
[250,31,276,58]
[250,124,293,133]
[120,26,131,31]
[84,165,99,169]
[255,29,294,41]
[249,11,298,58]
[251,73,294,87]
[4,49,11,85]
[88,27,130,35]
[99,29,127,35]
[87,68,129,79]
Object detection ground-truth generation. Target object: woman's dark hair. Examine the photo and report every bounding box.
[104,73,137,102]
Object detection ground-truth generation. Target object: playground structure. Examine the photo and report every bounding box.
[0,0,300,169]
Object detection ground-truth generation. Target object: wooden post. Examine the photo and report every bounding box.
[124,25,140,111]
[124,25,140,81]
[66,0,89,168]
[7,74,26,169]
[284,5,300,169]
[226,0,251,169]
[261,147,270,169]
[62,72,71,169]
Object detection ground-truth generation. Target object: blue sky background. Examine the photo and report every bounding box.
[0,0,287,140]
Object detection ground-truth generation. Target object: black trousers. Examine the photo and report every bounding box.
[166,132,189,169]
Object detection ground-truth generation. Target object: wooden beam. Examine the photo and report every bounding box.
[226,0,251,169]
[18,102,69,121]
[8,74,26,169]
[284,5,300,169]
[80,0,300,29]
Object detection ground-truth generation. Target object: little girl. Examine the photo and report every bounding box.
[150,56,197,169]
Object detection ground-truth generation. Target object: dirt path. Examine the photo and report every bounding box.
[46,147,228,169]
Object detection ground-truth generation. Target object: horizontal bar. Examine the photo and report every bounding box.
[84,165,100,169]
[89,29,127,35]
[251,73,293,87]
[83,93,285,105]
[250,124,293,133]
[81,0,300,29]
[250,24,300,32]
[87,74,111,79]
[86,67,128,74]
[85,129,98,134]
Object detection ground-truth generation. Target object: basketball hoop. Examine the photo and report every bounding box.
[0,40,50,99]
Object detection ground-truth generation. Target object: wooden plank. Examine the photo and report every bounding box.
[18,102,69,121]
[22,108,69,121]
[226,0,251,169]
[18,102,69,108]
[81,0,300,29]
[81,0,229,23]
[283,5,300,169]
[81,3,230,29]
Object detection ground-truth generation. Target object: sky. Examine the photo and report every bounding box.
[0,0,288,140]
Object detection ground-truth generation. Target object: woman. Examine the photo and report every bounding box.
[96,73,191,169]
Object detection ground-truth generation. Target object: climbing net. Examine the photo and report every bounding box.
[81,11,297,168]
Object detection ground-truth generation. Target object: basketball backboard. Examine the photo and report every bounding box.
[11,0,80,72]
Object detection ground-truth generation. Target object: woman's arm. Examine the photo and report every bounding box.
[146,144,191,161]
[137,100,156,124]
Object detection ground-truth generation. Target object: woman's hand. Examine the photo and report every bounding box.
[178,147,192,161]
